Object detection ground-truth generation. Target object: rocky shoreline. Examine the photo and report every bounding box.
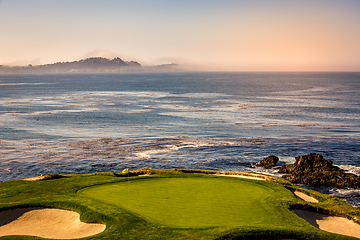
[258,153,360,189]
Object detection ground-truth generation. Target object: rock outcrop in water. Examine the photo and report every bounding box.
[256,155,279,169]
[278,153,360,189]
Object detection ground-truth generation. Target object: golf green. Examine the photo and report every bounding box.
[79,176,293,228]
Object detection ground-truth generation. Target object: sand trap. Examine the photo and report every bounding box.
[216,173,266,181]
[0,208,106,239]
[22,176,45,181]
[293,190,319,203]
[294,209,360,238]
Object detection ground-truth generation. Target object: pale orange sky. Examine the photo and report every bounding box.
[0,0,360,71]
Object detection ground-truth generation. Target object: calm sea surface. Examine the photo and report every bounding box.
[1,72,360,205]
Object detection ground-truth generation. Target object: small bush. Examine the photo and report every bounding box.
[42,173,67,180]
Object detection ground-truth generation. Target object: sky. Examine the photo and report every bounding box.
[1,0,360,71]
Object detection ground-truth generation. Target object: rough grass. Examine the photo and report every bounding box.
[0,169,360,240]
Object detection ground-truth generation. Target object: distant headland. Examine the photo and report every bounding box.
[0,57,180,74]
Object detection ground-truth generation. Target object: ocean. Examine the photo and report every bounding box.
[1,72,360,206]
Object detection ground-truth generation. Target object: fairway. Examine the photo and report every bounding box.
[80,176,290,228]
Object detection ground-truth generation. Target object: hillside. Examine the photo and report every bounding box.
[0,57,179,74]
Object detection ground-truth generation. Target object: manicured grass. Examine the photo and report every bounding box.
[79,177,292,228]
[1,169,360,239]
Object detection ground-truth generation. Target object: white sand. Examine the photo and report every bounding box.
[216,173,266,181]
[293,190,319,203]
[0,208,106,239]
[22,176,45,181]
[294,209,360,238]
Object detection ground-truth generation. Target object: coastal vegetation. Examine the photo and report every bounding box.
[1,169,360,239]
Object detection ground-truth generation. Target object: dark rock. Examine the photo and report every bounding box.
[257,155,279,169]
[278,153,360,189]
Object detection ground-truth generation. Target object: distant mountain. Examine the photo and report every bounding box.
[0,57,180,74]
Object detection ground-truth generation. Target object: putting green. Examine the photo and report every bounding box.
[80,176,293,228]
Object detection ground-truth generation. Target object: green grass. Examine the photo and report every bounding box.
[79,177,292,228]
[1,169,360,239]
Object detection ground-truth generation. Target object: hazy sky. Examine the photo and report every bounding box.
[1,0,360,71]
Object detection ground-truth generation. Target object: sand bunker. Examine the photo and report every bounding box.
[294,209,360,238]
[0,208,106,239]
[22,176,46,181]
[216,173,266,181]
[293,190,318,203]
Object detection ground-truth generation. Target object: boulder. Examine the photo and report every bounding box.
[257,155,279,169]
[278,153,360,189]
